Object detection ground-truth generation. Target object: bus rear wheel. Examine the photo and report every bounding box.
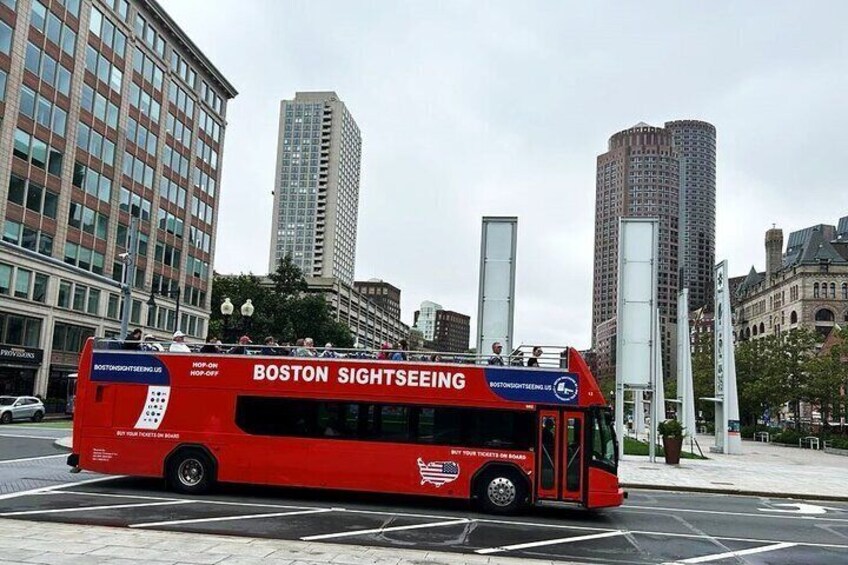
[475,468,528,515]
[166,448,215,494]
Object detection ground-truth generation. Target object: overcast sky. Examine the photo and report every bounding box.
[160,0,848,349]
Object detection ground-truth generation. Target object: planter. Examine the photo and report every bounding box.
[662,437,683,465]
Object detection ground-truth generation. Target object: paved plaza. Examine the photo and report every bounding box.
[620,434,848,500]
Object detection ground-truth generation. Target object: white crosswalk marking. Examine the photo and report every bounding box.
[668,542,797,564]
[476,530,626,554]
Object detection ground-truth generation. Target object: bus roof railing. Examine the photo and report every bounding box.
[91,338,575,369]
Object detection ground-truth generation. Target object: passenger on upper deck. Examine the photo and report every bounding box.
[261,336,280,356]
[228,335,252,355]
[169,331,191,353]
[199,336,220,353]
[320,343,338,358]
[527,346,543,367]
[142,334,164,352]
[391,339,409,361]
[510,349,525,367]
[122,328,142,350]
[487,342,504,366]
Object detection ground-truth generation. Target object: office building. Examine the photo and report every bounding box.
[592,122,681,375]
[354,278,400,321]
[431,309,470,353]
[412,300,441,341]
[0,0,237,399]
[665,120,716,312]
[268,91,361,285]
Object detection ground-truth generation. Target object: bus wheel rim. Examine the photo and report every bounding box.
[487,477,516,506]
[178,459,204,486]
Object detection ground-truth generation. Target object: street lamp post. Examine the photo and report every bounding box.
[220,298,234,343]
[240,299,254,337]
[118,217,139,339]
[147,288,182,332]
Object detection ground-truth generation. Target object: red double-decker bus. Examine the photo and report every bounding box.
[68,340,623,514]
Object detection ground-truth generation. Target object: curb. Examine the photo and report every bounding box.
[623,483,848,503]
[53,436,72,452]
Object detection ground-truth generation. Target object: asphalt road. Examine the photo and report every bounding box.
[2,432,848,564]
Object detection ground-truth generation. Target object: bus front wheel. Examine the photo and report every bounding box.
[166,448,215,494]
[475,467,529,515]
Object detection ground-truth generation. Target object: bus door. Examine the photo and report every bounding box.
[536,410,560,500]
[561,411,584,502]
[536,410,584,503]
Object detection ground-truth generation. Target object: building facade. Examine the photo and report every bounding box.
[412,300,441,342]
[665,120,716,312]
[592,122,681,375]
[304,276,408,350]
[268,92,361,285]
[431,309,470,353]
[734,219,848,342]
[0,0,236,399]
[353,278,400,321]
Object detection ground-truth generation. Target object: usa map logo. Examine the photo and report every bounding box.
[417,458,460,487]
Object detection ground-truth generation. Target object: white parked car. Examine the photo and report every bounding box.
[0,396,45,424]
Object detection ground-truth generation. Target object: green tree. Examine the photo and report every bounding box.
[735,335,783,426]
[209,257,353,347]
[807,327,848,432]
[691,329,714,425]
[269,254,308,297]
[779,328,820,430]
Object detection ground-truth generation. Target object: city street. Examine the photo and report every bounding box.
[1,430,847,564]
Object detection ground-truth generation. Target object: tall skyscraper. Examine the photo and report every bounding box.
[591,120,717,379]
[593,123,680,340]
[665,120,716,312]
[0,0,237,398]
[268,92,362,285]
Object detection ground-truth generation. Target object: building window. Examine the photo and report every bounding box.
[0,312,42,348]
[813,283,819,298]
[52,322,95,353]
[843,282,848,300]
[815,309,835,322]
[829,283,836,299]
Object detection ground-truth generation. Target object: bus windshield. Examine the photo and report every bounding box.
[590,408,617,472]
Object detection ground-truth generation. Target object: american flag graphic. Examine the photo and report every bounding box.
[417,458,460,487]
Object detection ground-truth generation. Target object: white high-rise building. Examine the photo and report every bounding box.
[268,92,362,285]
[413,300,443,341]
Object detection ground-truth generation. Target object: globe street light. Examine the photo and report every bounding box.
[220,298,234,342]
[240,299,254,336]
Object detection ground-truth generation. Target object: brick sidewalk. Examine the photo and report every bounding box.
[0,518,579,565]
[620,435,848,500]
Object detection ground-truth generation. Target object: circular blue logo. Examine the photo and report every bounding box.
[553,375,578,402]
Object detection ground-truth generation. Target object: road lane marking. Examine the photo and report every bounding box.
[301,518,471,541]
[0,433,64,440]
[759,503,835,515]
[476,530,626,554]
[54,490,327,510]
[620,504,848,523]
[0,500,193,517]
[130,507,333,528]
[670,542,797,563]
[0,475,122,502]
[0,454,67,464]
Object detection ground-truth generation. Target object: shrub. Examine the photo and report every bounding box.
[658,419,684,439]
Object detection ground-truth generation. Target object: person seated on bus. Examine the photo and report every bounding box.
[430,353,443,362]
[377,342,392,360]
[169,331,191,353]
[122,328,143,350]
[142,334,164,352]
[527,347,543,367]
[487,342,504,365]
[320,343,338,358]
[228,335,252,355]
[199,335,220,353]
[260,336,280,356]
[391,339,409,361]
[510,349,525,367]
